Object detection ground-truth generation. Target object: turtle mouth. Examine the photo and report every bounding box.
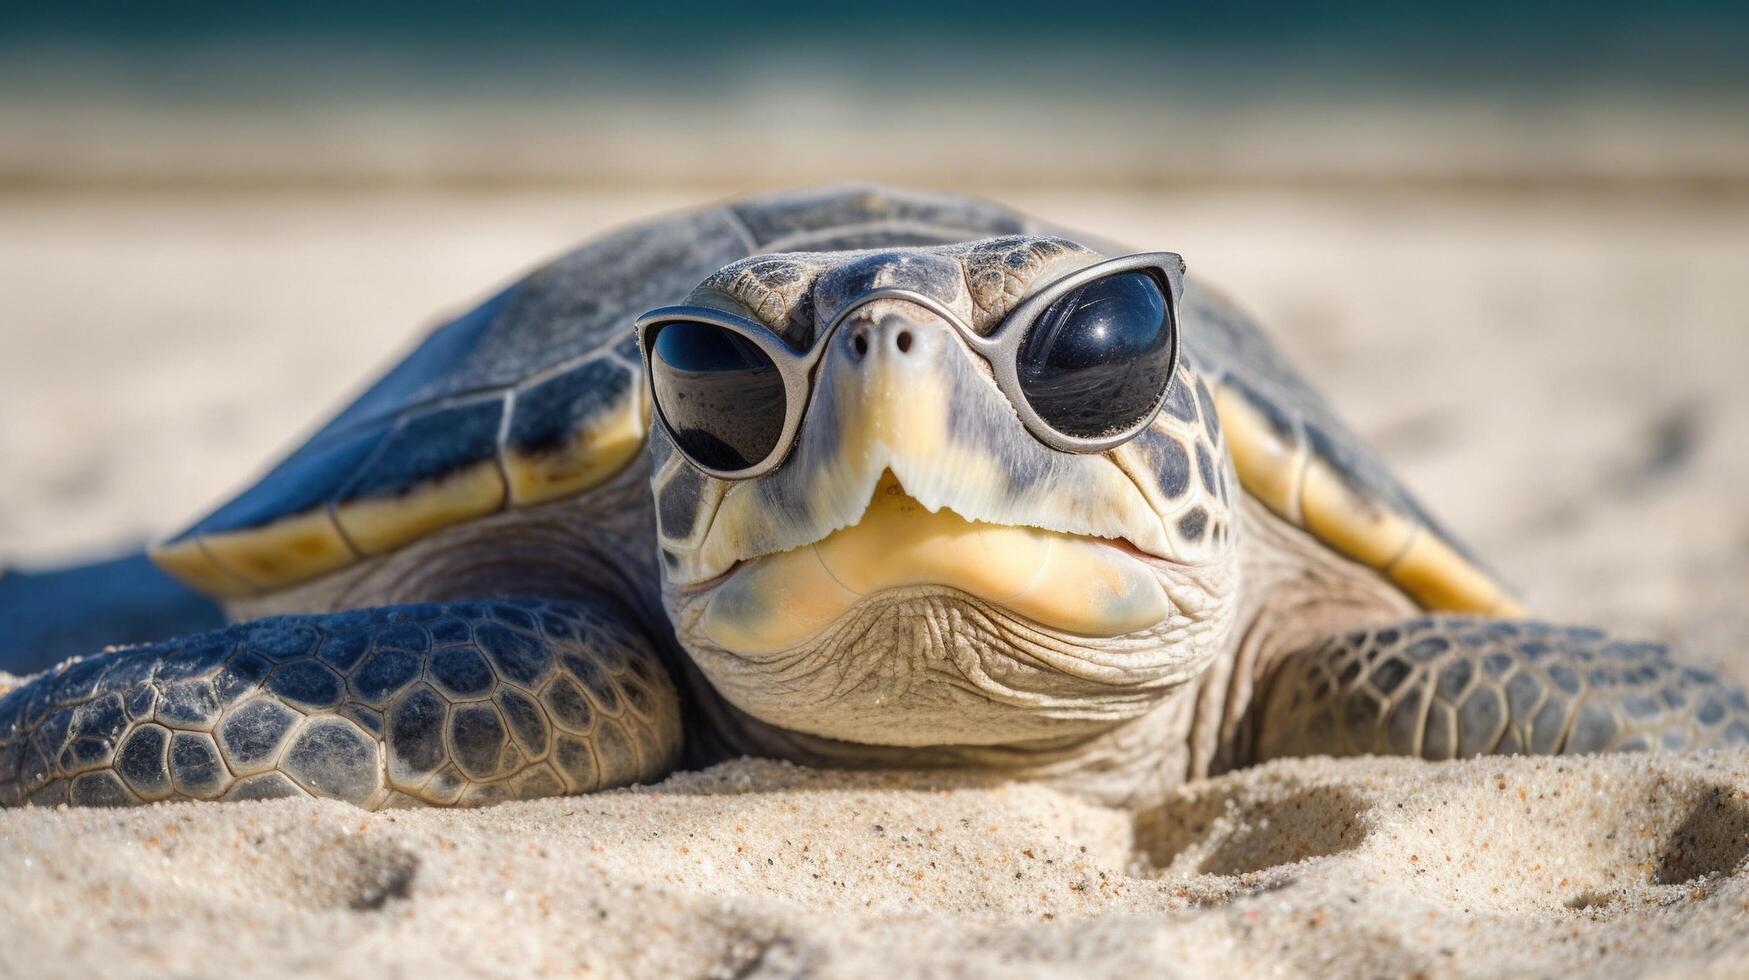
[690,472,1172,655]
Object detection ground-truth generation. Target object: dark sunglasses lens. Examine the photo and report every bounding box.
[650,321,787,472]
[1017,270,1175,441]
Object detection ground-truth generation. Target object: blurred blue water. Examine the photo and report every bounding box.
[2,2,1745,187]
[4,1,1746,94]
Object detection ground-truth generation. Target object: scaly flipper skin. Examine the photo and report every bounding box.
[0,598,680,808]
[1255,616,1749,762]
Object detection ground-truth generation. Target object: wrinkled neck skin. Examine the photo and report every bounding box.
[651,239,1260,807]
[1190,497,1420,782]
[672,499,1412,809]
[673,584,1227,808]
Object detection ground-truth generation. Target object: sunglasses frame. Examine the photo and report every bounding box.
[634,251,1185,481]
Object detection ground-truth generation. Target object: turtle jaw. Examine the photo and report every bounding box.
[663,472,1241,749]
[666,549,1236,749]
[692,473,1175,656]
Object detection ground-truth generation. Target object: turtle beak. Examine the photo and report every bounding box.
[821,304,957,466]
[696,467,1172,655]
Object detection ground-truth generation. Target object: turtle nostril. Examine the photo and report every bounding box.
[895,330,913,354]
[851,331,869,357]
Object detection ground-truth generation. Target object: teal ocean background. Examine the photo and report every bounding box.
[3,2,1746,188]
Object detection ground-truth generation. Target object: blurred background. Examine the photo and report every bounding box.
[1,2,1746,662]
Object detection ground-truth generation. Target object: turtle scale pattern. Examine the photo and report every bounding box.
[0,599,680,808]
[1259,616,1749,762]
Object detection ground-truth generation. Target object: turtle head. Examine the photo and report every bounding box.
[642,237,1239,748]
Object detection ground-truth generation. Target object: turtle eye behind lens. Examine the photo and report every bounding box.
[1016,270,1176,441]
[649,321,787,473]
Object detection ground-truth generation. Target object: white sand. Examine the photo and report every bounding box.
[3,753,1748,977]
[2,189,1747,977]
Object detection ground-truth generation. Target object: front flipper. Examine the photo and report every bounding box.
[1256,615,1749,762]
[0,597,681,808]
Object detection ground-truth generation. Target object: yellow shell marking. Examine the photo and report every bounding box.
[334,460,509,556]
[1212,384,1305,521]
[172,508,358,596]
[154,387,649,598]
[504,386,648,507]
[1214,380,1520,615]
[1298,457,1415,568]
[1389,528,1524,617]
[148,537,259,599]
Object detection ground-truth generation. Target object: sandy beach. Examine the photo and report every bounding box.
[2,751,1748,978]
[2,187,1747,977]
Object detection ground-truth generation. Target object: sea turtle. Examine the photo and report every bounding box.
[2,185,1745,809]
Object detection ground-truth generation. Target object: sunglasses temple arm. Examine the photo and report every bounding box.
[1161,254,1187,305]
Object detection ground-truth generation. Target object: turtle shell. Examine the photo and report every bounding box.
[152,186,1515,614]
[1180,283,1519,615]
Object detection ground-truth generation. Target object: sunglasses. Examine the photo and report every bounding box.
[634,251,1184,480]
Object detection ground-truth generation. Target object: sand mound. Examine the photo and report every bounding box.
[3,751,1747,978]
